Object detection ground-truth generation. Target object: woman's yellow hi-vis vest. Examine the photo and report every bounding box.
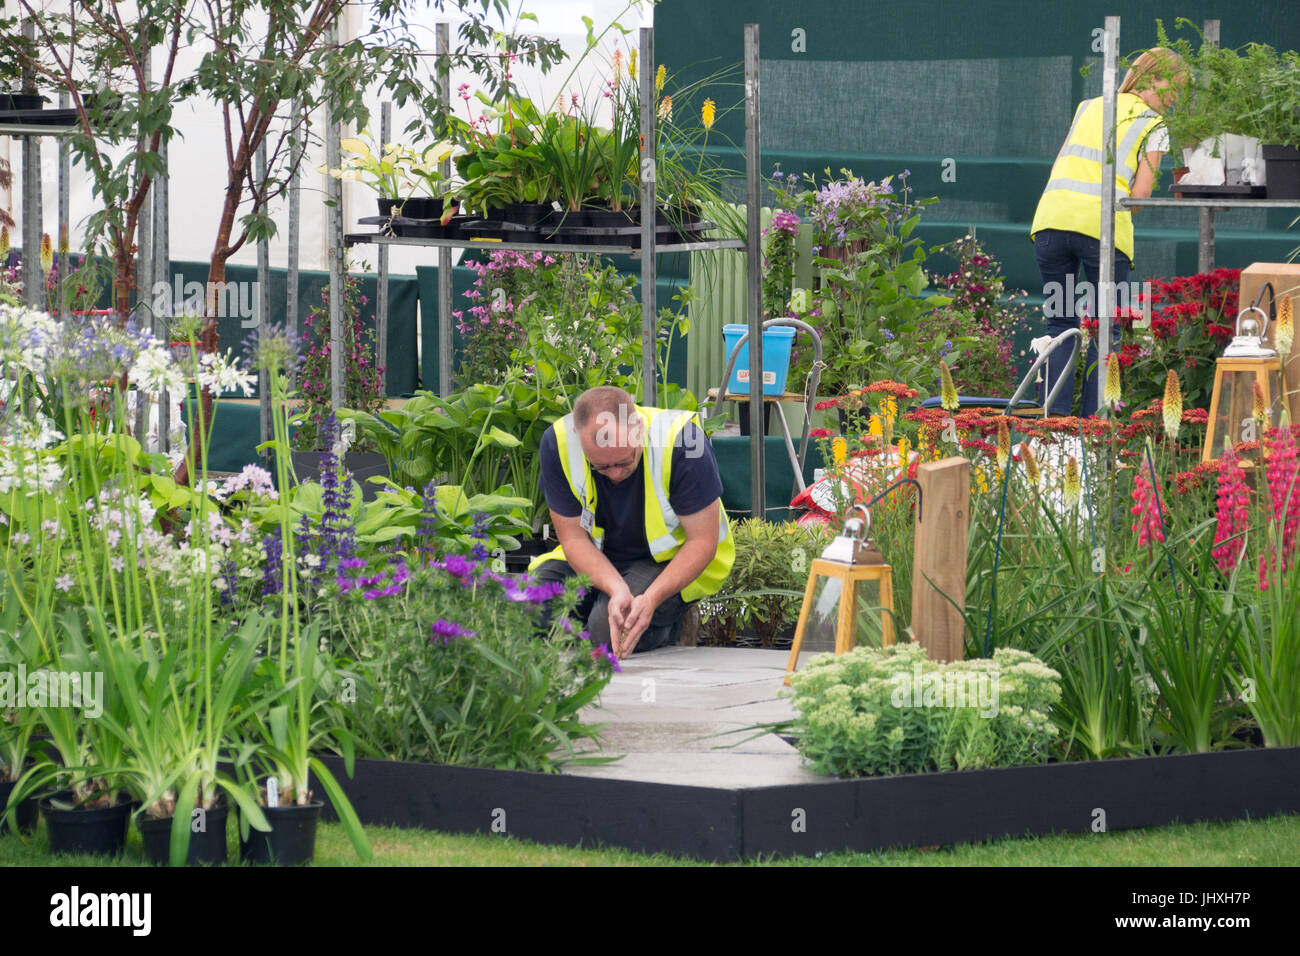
[1030,92,1162,261]
[528,405,734,603]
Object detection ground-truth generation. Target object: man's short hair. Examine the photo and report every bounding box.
[573,386,637,432]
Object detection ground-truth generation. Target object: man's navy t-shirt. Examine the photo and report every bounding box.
[539,420,724,565]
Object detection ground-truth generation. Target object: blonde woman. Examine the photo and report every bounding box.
[1030,47,1188,415]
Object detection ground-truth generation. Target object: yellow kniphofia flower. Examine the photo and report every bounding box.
[655,64,666,93]
[939,360,959,412]
[1162,370,1182,440]
[39,233,52,276]
[1064,457,1081,508]
[702,98,716,130]
[1022,442,1040,488]
[1104,352,1121,409]
[629,48,638,79]
[832,436,847,466]
[1277,295,1294,358]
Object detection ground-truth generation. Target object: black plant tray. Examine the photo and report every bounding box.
[1170,183,1267,199]
[311,744,1300,862]
[0,107,79,127]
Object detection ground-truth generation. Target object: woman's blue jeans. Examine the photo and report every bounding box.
[1033,229,1132,416]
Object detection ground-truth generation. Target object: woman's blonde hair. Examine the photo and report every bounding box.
[1119,47,1190,96]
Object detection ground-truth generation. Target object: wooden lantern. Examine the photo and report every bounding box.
[785,504,895,684]
[1203,305,1285,463]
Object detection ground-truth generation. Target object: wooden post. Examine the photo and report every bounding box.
[911,457,970,661]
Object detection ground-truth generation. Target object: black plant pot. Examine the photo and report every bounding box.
[41,791,134,856]
[0,778,39,836]
[0,93,47,111]
[505,534,557,574]
[399,196,444,220]
[376,198,402,219]
[240,802,323,866]
[837,407,873,437]
[138,804,229,866]
[291,450,389,502]
[501,202,555,228]
[1264,145,1300,199]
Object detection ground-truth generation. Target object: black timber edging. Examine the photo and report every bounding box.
[314,746,1300,862]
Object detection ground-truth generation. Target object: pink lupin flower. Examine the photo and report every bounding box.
[1130,469,1166,548]
[1263,424,1300,567]
[1211,445,1251,575]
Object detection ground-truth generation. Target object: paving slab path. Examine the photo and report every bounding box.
[564,646,829,788]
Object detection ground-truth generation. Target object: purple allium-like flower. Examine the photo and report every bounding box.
[591,643,622,672]
[315,413,357,568]
[431,618,476,644]
[418,480,441,555]
[261,530,283,596]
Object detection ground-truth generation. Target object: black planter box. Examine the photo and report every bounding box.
[312,745,1300,862]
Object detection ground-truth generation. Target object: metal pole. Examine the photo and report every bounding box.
[744,23,764,518]
[437,21,453,397]
[134,45,153,441]
[20,19,41,311]
[376,101,390,397]
[153,121,171,454]
[639,27,657,404]
[58,93,69,320]
[1198,20,1221,274]
[1097,15,1119,411]
[286,99,301,337]
[257,139,272,454]
[326,25,346,414]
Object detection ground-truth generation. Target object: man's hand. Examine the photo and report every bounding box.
[615,592,661,658]
[606,581,634,644]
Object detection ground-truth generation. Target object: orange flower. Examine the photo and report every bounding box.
[1022,442,1041,488]
[996,418,1010,469]
[1253,380,1268,426]
[39,233,53,276]
[1162,371,1182,440]
[1277,295,1294,358]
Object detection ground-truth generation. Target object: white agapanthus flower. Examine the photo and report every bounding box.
[130,342,187,396]
[195,350,256,397]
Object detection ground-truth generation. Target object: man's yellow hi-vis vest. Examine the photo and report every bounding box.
[1030,92,1162,261]
[528,405,734,603]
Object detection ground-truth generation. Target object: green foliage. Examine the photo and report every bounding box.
[342,377,566,532]
[1146,20,1300,153]
[322,559,614,772]
[773,169,953,397]
[700,519,833,646]
[785,643,1062,778]
[295,274,386,452]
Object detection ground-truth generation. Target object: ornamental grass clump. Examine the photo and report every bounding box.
[784,642,1061,778]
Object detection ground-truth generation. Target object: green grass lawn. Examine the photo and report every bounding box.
[3,813,1297,866]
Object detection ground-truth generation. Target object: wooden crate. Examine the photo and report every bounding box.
[1240,263,1300,426]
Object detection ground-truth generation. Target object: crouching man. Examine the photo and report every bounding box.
[530,386,734,658]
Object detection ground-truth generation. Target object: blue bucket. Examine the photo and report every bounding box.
[723,324,796,396]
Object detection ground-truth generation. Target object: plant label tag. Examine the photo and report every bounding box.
[580,509,595,533]
[267,777,280,808]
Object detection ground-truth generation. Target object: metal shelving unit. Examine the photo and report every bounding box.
[332,23,770,515]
